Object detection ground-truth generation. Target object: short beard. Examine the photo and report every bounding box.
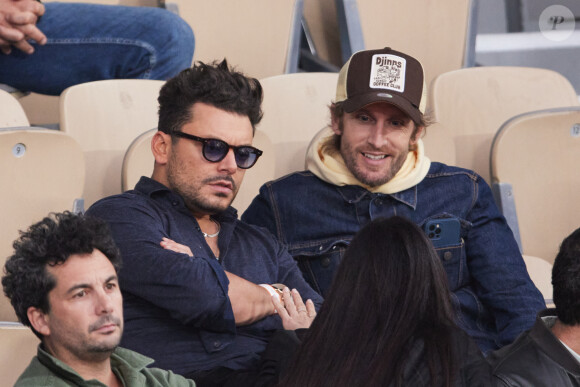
[340,142,409,188]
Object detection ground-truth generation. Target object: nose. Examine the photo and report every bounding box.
[218,148,238,174]
[366,124,388,148]
[95,290,114,315]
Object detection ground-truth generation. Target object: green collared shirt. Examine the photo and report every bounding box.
[15,345,196,387]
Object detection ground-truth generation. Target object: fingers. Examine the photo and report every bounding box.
[305,299,317,318]
[290,288,306,312]
[160,237,194,257]
[271,295,286,317]
[18,23,46,45]
[0,25,25,43]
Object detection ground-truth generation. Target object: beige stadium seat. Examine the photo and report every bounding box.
[490,107,580,264]
[122,128,156,192]
[0,89,29,127]
[337,0,477,85]
[0,128,84,321]
[523,255,554,307]
[423,67,580,183]
[60,79,164,207]
[0,324,40,386]
[170,0,303,78]
[232,72,338,214]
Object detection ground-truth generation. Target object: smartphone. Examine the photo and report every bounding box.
[423,218,461,248]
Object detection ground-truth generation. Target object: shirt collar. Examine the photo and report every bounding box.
[336,184,418,209]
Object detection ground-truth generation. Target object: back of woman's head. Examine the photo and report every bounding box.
[280,216,457,387]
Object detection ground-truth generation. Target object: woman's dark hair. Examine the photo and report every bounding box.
[552,227,580,325]
[157,59,263,136]
[2,212,122,338]
[279,216,458,387]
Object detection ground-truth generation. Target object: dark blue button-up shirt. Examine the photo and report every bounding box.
[87,177,322,376]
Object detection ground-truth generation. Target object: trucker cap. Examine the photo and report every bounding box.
[335,47,427,124]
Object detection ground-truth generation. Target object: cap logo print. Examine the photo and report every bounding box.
[369,54,406,92]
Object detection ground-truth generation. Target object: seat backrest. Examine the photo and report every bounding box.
[424,66,580,183]
[170,0,302,78]
[0,128,85,321]
[490,107,580,264]
[232,72,338,214]
[0,325,40,386]
[523,255,554,307]
[60,79,164,207]
[0,89,29,127]
[122,128,156,192]
[338,0,477,85]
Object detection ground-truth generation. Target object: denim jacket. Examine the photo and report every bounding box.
[242,162,545,354]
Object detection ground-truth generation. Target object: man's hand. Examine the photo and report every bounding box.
[273,287,316,330]
[160,237,194,257]
[0,0,46,54]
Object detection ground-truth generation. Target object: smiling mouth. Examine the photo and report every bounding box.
[362,152,387,160]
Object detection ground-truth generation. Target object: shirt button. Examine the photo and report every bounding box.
[213,341,221,349]
[318,245,323,251]
[172,201,178,206]
[443,251,453,261]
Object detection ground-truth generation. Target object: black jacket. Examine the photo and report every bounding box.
[489,309,580,386]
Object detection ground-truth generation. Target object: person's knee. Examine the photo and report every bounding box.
[147,8,194,77]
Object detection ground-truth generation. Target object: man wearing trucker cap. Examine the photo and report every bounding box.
[243,47,545,354]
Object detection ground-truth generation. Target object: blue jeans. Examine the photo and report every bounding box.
[0,3,194,95]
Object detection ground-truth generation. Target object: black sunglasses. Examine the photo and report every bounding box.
[172,132,263,169]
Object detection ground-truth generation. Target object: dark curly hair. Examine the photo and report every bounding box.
[157,59,263,137]
[552,227,580,325]
[2,212,121,337]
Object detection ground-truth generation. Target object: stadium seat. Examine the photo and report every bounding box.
[336,0,477,85]
[0,128,84,321]
[122,128,156,192]
[170,0,303,78]
[523,255,554,307]
[60,79,164,207]
[0,324,40,386]
[229,72,338,214]
[423,66,580,183]
[490,106,580,263]
[0,89,29,127]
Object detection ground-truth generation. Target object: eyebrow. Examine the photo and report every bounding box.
[65,275,118,295]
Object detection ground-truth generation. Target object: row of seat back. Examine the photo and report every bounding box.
[491,107,580,264]
[423,66,580,183]
[0,128,85,321]
[336,0,478,86]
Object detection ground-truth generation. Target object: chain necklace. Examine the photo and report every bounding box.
[202,218,221,238]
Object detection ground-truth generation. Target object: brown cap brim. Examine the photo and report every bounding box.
[341,91,422,124]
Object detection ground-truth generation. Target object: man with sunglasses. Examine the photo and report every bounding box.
[87,60,322,387]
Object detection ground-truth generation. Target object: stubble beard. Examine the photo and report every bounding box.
[167,156,238,214]
[340,142,409,188]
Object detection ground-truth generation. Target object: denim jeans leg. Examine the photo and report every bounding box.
[0,3,194,95]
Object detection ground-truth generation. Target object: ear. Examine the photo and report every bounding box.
[27,306,50,337]
[331,114,342,135]
[410,126,425,146]
[151,131,172,165]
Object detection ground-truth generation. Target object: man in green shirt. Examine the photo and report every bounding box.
[2,211,196,387]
